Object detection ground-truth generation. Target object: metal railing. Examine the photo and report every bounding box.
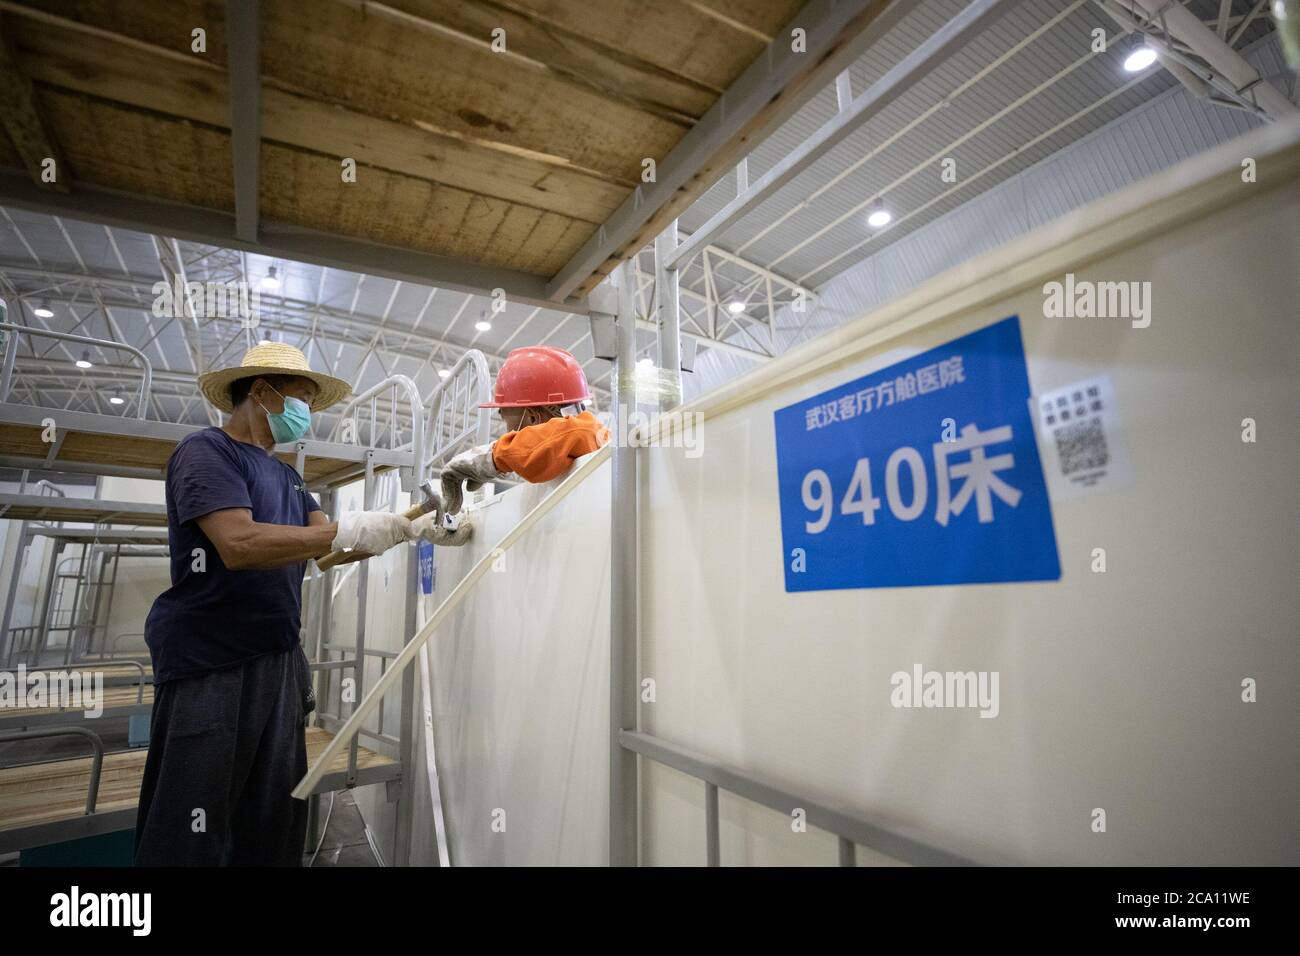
[311,646,403,748]
[72,659,146,687]
[422,349,492,473]
[0,321,153,418]
[3,626,41,668]
[106,632,147,659]
[0,727,105,814]
[31,479,66,498]
[619,731,976,867]
[327,373,425,490]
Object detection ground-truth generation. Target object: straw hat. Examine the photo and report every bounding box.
[197,341,351,413]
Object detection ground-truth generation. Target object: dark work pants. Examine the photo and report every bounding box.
[134,647,310,866]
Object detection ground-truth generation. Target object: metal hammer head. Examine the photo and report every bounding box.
[417,478,441,515]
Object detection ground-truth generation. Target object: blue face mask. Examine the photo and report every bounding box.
[258,385,312,444]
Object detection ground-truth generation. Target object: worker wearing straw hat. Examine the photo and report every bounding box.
[134,341,414,866]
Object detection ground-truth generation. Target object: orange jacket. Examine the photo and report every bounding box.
[491,411,609,483]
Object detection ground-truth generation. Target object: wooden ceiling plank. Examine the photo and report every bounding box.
[28,88,578,276]
[0,0,221,65]
[496,202,593,275]
[0,124,21,167]
[261,0,683,184]
[349,0,717,124]
[684,0,800,42]
[259,140,565,274]
[9,10,625,221]
[504,206,565,273]
[480,201,543,271]
[37,87,234,210]
[484,0,798,93]
[0,12,70,192]
[530,214,594,276]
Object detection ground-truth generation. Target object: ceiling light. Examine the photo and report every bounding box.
[1123,43,1158,72]
[475,319,492,332]
[637,357,654,368]
[437,368,451,378]
[726,301,746,314]
[867,204,892,228]
[259,265,281,290]
[76,351,93,369]
[33,299,54,318]
[258,339,273,346]
[108,392,125,406]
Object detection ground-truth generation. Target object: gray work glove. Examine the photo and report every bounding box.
[331,510,415,555]
[410,512,474,547]
[440,444,503,515]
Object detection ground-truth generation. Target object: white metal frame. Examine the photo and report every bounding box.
[327,372,426,492]
[421,349,493,473]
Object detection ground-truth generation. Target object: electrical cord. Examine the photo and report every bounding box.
[307,791,336,867]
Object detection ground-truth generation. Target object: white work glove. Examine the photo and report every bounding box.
[331,510,415,555]
[440,444,503,516]
[410,512,474,547]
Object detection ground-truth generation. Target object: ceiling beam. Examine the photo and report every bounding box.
[665,0,1016,271]
[0,262,535,366]
[225,0,261,243]
[0,168,591,313]
[544,0,914,301]
[1127,0,1297,121]
[0,17,69,193]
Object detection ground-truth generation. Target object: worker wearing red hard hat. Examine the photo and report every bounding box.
[439,346,609,514]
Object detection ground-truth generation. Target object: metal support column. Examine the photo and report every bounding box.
[654,221,684,411]
[348,451,375,784]
[392,536,418,866]
[315,489,335,724]
[705,782,720,866]
[0,522,29,666]
[62,543,91,665]
[609,262,639,866]
[33,539,62,665]
[839,837,857,866]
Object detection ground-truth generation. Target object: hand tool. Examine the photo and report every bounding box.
[315,477,439,571]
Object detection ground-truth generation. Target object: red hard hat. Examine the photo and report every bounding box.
[480,346,592,408]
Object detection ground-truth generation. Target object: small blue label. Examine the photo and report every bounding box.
[774,316,1060,591]
[418,540,434,594]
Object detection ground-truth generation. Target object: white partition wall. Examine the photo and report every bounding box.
[407,461,613,866]
[638,120,1300,866]
[325,120,1298,868]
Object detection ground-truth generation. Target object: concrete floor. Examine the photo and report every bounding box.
[305,790,380,867]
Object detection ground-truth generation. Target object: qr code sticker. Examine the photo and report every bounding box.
[1054,417,1109,475]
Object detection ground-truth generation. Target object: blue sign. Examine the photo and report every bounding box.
[418,540,434,594]
[774,316,1059,591]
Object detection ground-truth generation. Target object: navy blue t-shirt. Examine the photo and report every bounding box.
[145,427,321,683]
